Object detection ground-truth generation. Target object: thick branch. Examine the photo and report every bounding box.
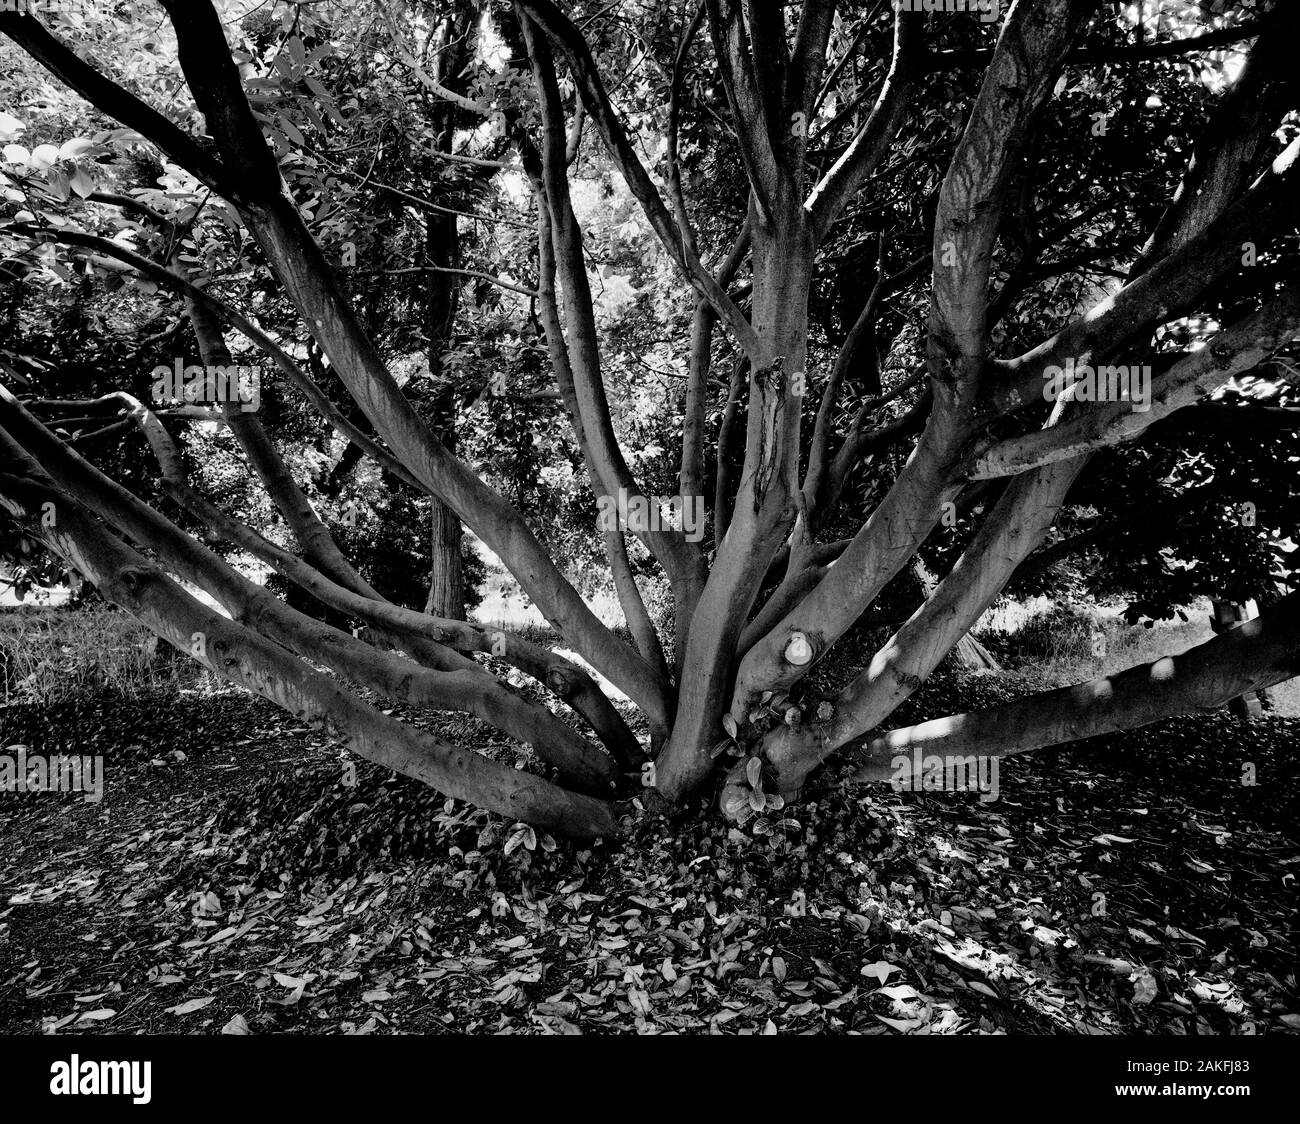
[0,11,234,197]
[1136,15,1297,270]
[0,432,621,837]
[705,0,781,218]
[988,137,1300,418]
[927,0,1098,393]
[515,0,760,357]
[807,9,920,243]
[16,225,423,490]
[178,259,381,599]
[521,19,704,606]
[148,0,669,724]
[0,389,621,792]
[971,289,1300,478]
[850,588,1300,782]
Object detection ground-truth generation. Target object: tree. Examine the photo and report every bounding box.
[0,0,1297,839]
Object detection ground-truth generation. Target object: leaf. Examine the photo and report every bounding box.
[3,144,31,166]
[221,1014,250,1035]
[29,144,59,171]
[709,738,734,759]
[723,793,748,818]
[303,75,334,105]
[823,987,858,1011]
[1131,969,1158,1006]
[504,824,532,856]
[273,974,305,989]
[722,713,738,739]
[628,987,652,1017]
[876,1014,925,1032]
[47,169,70,202]
[58,138,94,160]
[1092,834,1135,846]
[861,961,902,984]
[277,114,305,147]
[69,168,96,199]
[75,1009,116,1022]
[361,990,392,1003]
[166,997,214,1015]
[745,756,762,788]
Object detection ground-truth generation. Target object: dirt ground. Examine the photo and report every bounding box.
[1,678,1296,1036]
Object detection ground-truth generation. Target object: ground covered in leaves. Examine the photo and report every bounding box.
[1,670,1297,1036]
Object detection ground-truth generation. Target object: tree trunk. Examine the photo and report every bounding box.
[421,5,471,621]
[425,495,466,618]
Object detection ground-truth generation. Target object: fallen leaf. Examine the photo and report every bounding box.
[166,997,214,1015]
[861,961,902,984]
[1130,970,1158,1006]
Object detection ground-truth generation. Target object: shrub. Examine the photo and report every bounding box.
[0,603,208,704]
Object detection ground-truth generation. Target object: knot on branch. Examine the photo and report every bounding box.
[116,566,152,600]
[545,667,575,697]
[784,630,814,666]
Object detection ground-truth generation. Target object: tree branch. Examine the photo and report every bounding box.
[971,290,1300,479]
[849,588,1300,784]
[925,22,1266,74]
[0,430,619,836]
[927,0,1099,396]
[514,0,760,358]
[807,8,921,242]
[987,136,1300,419]
[0,10,235,198]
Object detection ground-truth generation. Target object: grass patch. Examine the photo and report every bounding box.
[0,604,210,705]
